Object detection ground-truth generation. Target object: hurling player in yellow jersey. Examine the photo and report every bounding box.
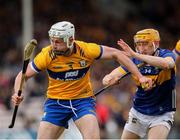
[11,21,152,139]
[103,29,176,139]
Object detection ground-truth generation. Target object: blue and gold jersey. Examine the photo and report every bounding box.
[31,40,103,99]
[119,48,176,115]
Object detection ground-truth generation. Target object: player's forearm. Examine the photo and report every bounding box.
[14,71,28,93]
[14,65,35,94]
[14,72,23,93]
[133,53,172,69]
[115,52,143,79]
[109,67,124,80]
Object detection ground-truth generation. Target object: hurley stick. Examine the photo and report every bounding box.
[9,39,37,128]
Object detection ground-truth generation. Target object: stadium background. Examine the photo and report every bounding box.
[0,0,180,139]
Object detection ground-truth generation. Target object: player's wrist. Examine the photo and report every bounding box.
[132,52,138,58]
[136,73,144,80]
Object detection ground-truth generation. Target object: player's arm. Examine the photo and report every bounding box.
[101,45,142,79]
[133,54,175,69]
[12,64,37,105]
[12,47,50,105]
[101,45,152,89]
[14,63,37,93]
[118,39,175,69]
[102,67,125,86]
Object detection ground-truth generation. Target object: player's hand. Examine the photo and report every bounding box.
[102,74,118,86]
[139,76,152,91]
[117,39,136,57]
[11,93,24,106]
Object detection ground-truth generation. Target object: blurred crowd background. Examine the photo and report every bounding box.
[0,0,180,139]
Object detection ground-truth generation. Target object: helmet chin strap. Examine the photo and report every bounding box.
[135,46,139,53]
[152,42,157,53]
[152,42,159,56]
[65,37,74,49]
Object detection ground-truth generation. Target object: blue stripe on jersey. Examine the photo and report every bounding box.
[32,61,41,72]
[47,66,90,81]
[95,45,103,60]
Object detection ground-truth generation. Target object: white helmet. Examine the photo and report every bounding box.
[48,21,75,49]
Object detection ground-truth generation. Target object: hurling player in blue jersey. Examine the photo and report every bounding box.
[103,29,176,139]
[11,21,152,139]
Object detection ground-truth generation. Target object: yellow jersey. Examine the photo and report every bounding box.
[31,40,102,99]
[175,40,180,55]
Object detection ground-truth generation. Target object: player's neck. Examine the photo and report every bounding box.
[63,47,75,56]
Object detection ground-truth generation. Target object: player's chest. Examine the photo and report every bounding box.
[139,66,161,75]
[48,56,91,71]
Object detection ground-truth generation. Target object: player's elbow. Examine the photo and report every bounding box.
[162,63,169,69]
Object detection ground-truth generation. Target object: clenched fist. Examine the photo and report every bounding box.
[11,93,24,106]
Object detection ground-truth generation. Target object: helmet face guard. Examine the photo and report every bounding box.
[48,21,75,49]
[134,29,160,53]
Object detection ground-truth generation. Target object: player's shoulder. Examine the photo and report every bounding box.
[158,48,176,61]
[175,40,180,50]
[74,40,101,59]
[176,40,180,45]
[74,40,98,48]
[37,45,55,60]
[40,45,54,57]
[158,48,173,55]
[41,45,52,53]
[74,40,89,48]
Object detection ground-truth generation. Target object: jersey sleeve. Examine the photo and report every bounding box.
[119,58,140,74]
[161,50,176,62]
[31,47,51,73]
[85,43,103,60]
[118,66,128,75]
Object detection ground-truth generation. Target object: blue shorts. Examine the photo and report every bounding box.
[42,97,96,129]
